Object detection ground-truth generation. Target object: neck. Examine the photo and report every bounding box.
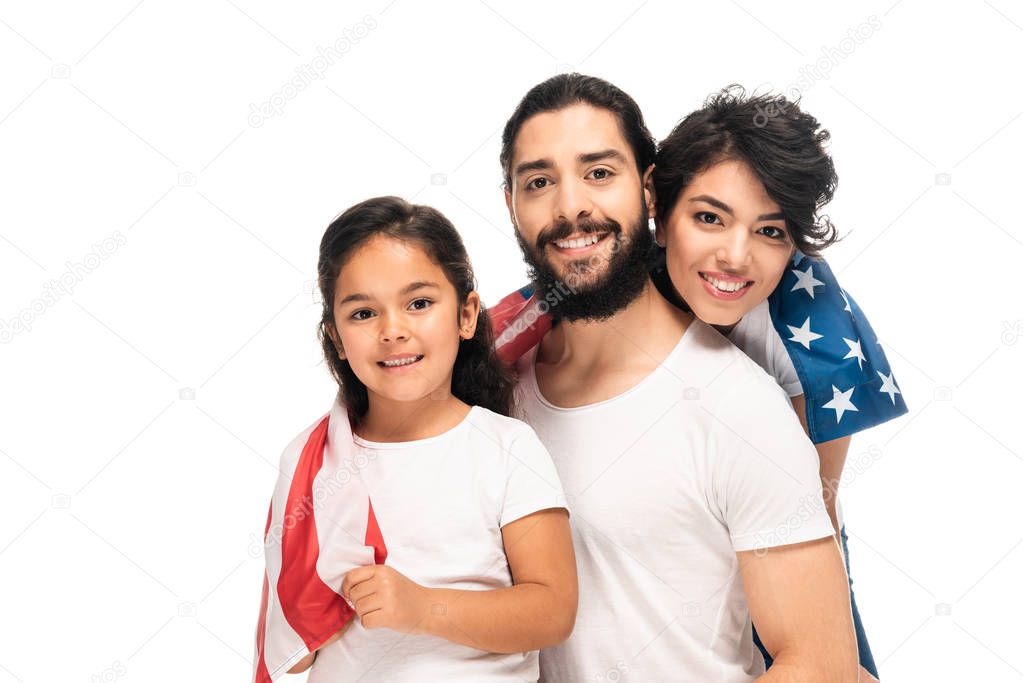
[356,388,471,442]
[539,278,692,370]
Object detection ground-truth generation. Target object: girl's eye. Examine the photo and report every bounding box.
[694,211,721,225]
[588,168,613,181]
[350,309,374,321]
[409,298,433,311]
[526,177,549,191]
[758,226,787,240]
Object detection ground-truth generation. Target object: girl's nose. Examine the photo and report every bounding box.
[379,314,410,343]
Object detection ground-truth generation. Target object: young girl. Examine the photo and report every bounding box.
[490,88,905,681]
[254,196,576,682]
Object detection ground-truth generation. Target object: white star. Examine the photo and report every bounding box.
[843,337,866,371]
[840,289,852,313]
[822,385,859,423]
[790,265,825,299]
[877,370,901,405]
[787,317,824,350]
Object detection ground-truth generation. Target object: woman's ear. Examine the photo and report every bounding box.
[459,291,482,340]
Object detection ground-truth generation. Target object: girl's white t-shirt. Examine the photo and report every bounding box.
[307,405,568,683]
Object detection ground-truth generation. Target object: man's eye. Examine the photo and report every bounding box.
[527,177,549,191]
[589,168,613,181]
[409,298,432,311]
[695,211,721,225]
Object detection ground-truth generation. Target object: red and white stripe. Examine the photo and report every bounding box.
[253,401,387,682]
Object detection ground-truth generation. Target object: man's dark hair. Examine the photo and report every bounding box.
[500,73,656,189]
[654,86,840,257]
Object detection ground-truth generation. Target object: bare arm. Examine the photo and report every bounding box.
[739,537,858,682]
[790,395,851,536]
[342,507,577,654]
[425,507,577,652]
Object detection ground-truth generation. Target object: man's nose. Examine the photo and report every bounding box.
[554,177,593,225]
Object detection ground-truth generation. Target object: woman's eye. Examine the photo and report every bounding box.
[527,177,549,191]
[695,211,721,225]
[350,309,374,321]
[409,298,432,311]
[759,226,787,240]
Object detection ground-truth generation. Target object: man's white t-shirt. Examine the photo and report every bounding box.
[726,299,802,398]
[514,319,834,683]
[308,405,568,683]
[725,300,845,528]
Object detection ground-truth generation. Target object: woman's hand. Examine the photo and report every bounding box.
[341,565,432,634]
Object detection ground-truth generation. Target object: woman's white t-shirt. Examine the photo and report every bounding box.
[307,405,568,683]
[725,299,802,398]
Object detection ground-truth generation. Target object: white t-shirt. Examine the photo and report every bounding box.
[514,319,834,683]
[725,299,802,398]
[308,405,569,683]
[725,300,845,528]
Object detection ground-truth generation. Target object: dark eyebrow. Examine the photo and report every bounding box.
[514,158,552,178]
[337,281,440,306]
[578,148,625,165]
[689,195,784,222]
[513,148,626,179]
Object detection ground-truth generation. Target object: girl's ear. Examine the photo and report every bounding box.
[459,291,482,340]
[326,323,346,360]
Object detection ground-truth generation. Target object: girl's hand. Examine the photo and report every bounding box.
[341,565,432,634]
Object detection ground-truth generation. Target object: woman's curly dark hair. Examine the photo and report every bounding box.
[317,196,515,421]
[654,85,841,257]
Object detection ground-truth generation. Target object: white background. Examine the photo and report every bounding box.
[1,1,1021,681]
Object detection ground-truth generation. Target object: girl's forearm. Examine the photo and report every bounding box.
[420,582,575,654]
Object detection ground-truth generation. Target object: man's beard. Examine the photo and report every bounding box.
[514,204,655,323]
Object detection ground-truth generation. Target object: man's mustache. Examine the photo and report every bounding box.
[536,218,622,252]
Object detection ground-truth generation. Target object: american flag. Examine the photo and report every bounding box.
[491,251,907,444]
[253,400,387,682]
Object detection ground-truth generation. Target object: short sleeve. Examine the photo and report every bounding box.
[500,425,570,528]
[766,323,803,398]
[727,300,803,398]
[708,371,833,552]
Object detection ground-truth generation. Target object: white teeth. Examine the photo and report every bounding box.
[381,355,421,367]
[701,274,751,293]
[554,233,604,249]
